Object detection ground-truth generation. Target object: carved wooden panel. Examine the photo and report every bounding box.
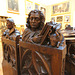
[19,41,66,75]
[65,39,75,75]
[2,37,20,75]
[3,44,16,68]
[21,48,51,75]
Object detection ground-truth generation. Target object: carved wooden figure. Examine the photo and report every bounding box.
[21,10,66,75]
[22,10,45,44]
[2,18,20,75]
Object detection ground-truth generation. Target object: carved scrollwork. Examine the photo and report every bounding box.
[21,48,51,75]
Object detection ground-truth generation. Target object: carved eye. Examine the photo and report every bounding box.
[30,17,40,21]
[30,17,33,21]
[35,17,39,21]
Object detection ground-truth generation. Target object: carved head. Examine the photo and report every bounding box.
[6,18,15,29]
[26,10,45,30]
[50,33,59,47]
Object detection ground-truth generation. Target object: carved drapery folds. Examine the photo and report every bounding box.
[22,22,65,48]
[21,48,51,75]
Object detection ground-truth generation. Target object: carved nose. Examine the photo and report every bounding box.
[32,19,35,22]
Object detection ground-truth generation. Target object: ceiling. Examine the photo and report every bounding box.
[31,0,68,5]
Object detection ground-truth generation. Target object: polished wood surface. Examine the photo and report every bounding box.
[2,38,20,75]
[2,60,17,75]
[19,41,66,75]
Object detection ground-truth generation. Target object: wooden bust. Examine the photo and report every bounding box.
[2,18,20,41]
[22,11,64,47]
[22,10,65,47]
[22,10,45,43]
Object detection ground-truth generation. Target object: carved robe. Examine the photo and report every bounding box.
[22,28,41,43]
[2,28,20,41]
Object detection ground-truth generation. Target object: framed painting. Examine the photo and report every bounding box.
[35,3,39,10]
[40,7,46,17]
[25,0,33,15]
[53,2,69,14]
[57,16,63,22]
[8,0,19,12]
[64,15,70,22]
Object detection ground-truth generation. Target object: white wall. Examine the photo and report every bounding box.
[0,0,26,27]
[70,0,75,27]
[0,0,47,28]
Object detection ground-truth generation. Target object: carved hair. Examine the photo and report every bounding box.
[6,18,14,23]
[26,10,45,30]
[6,18,15,27]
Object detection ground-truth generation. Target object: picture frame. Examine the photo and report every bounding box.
[52,2,69,14]
[8,0,19,13]
[57,16,63,22]
[25,0,33,15]
[35,3,39,10]
[64,15,70,22]
[40,7,46,17]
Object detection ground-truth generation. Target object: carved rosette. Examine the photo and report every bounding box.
[21,48,51,75]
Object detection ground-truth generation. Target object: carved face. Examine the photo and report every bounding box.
[6,21,13,29]
[29,12,40,30]
[50,34,58,47]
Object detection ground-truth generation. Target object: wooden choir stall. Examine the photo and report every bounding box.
[2,11,67,75]
[62,29,75,75]
[19,22,66,75]
[2,31,20,75]
[19,41,66,75]
[2,21,67,75]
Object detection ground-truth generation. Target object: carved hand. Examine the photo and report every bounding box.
[32,35,42,43]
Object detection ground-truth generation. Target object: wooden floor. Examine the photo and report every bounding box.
[0,41,3,75]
